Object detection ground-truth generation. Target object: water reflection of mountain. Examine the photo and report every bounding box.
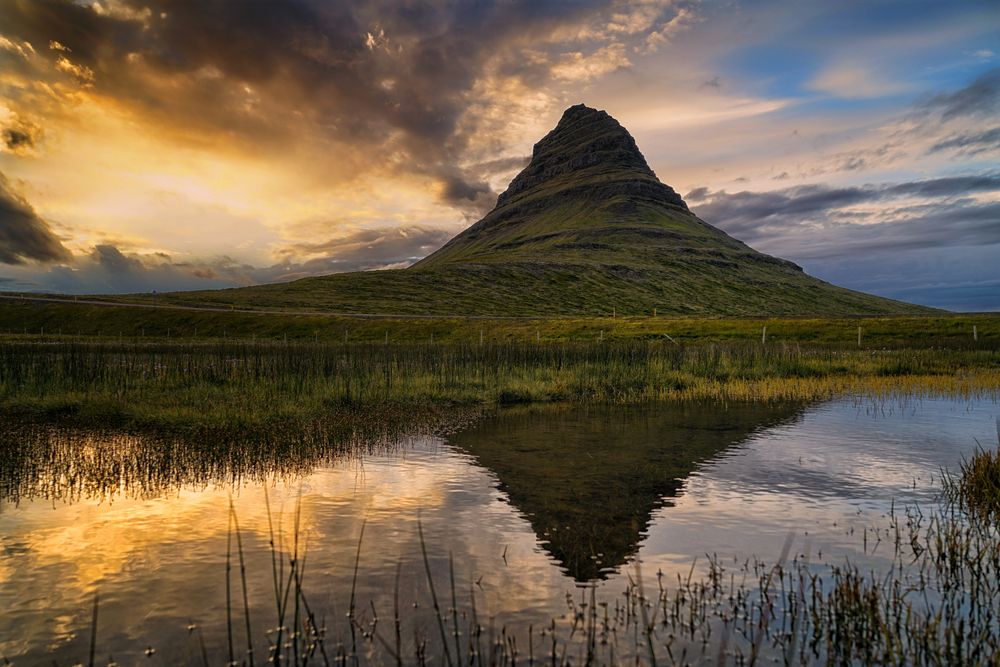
[449,402,809,582]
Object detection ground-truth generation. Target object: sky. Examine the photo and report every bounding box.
[0,0,997,311]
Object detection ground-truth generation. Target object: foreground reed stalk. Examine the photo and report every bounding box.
[235,499,998,665]
[70,445,991,667]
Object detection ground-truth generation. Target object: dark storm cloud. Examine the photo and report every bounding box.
[3,128,34,151]
[0,172,71,264]
[438,173,495,213]
[920,67,1000,120]
[91,243,144,273]
[0,0,632,203]
[689,175,1000,258]
[0,110,43,155]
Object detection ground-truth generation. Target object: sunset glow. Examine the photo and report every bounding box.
[0,0,997,308]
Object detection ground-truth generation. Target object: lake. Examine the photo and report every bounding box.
[1,395,996,665]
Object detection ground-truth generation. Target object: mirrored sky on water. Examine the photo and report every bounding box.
[0,395,997,663]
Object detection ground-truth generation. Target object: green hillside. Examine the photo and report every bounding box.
[106,104,931,317]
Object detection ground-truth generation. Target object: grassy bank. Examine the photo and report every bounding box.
[0,336,997,435]
[0,298,996,346]
[1,303,996,435]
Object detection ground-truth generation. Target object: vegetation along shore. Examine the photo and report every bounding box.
[0,300,996,439]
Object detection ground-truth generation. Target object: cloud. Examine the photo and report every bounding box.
[91,243,143,273]
[762,70,1000,180]
[687,174,1000,311]
[0,172,71,264]
[0,35,35,59]
[550,43,631,82]
[920,67,999,120]
[644,6,698,53]
[0,0,693,211]
[54,55,95,84]
[436,173,497,217]
[280,226,453,272]
[808,63,914,99]
[928,126,1000,156]
[688,174,1000,259]
[4,225,456,294]
[0,107,43,154]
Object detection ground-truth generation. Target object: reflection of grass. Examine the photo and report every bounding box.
[0,414,475,504]
[0,338,996,433]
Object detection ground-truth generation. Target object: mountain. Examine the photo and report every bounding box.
[134,104,931,316]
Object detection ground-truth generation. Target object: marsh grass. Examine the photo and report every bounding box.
[0,339,996,435]
[945,422,1000,521]
[185,481,1000,666]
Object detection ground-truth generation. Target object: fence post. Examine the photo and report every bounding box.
[857,326,862,347]
[762,326,767,344]
[973,325,978,342]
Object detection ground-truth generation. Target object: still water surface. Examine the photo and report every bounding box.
[0,396,996,664]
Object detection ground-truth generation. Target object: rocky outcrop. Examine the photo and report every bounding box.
[495,104,683,208]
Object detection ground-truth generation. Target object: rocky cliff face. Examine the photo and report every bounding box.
[495,104,685,210]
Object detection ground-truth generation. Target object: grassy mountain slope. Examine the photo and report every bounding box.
[109,104,932,317]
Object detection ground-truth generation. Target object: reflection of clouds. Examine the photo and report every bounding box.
[639,397,996,575]
[0,441,574,662]
[1,396,996,662]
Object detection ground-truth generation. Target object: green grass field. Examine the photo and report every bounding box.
[0,297,993,345]
[0,300,996,437]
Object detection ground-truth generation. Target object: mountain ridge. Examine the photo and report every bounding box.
[103,104,933,316]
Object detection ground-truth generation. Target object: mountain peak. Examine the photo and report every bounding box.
[548,103,624,142]
[496,103,664,208]
[192,105,930,317]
